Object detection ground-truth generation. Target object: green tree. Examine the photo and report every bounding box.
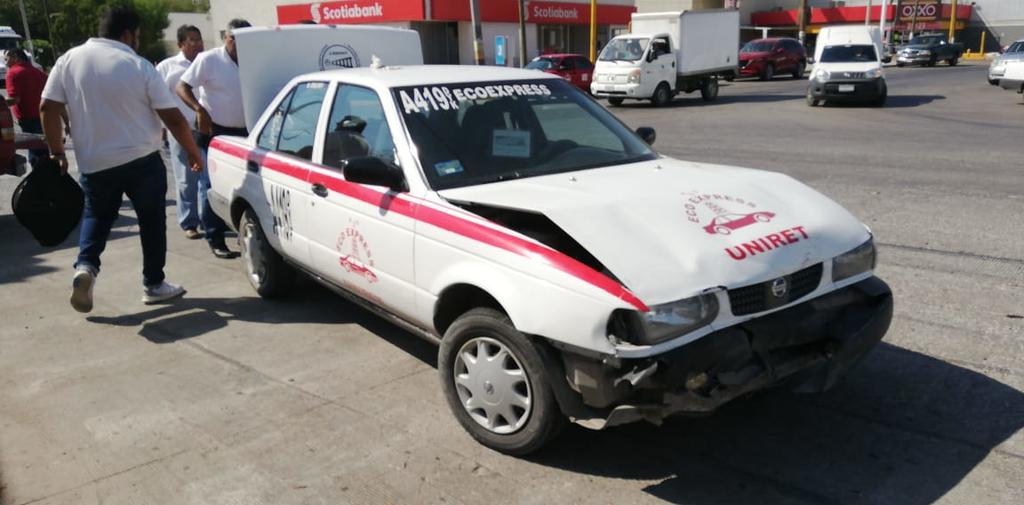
[48,0,169,63]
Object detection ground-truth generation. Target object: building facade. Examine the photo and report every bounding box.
[209,0,636,66]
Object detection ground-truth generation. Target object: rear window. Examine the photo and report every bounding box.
[526,58,556,71]
[820,44,877,63]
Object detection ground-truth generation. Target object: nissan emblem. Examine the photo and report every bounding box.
[771,277,789,298]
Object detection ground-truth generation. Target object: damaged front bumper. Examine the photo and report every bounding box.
[557,276,893,430]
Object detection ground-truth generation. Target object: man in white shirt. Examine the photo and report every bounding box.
[39,5,204,313]
[156,25,204,240]
[177,18,251,259]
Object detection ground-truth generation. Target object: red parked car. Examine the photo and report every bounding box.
[525,53,594,92]
[739,38,807,81]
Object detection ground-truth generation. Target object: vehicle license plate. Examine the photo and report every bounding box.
[838,84,855,93]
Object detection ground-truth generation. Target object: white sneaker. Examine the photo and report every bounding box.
[142,282,186,304]
[70,268,96,313]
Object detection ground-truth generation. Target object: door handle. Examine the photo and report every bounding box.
[311,183,328,198]
[246,160,260,172]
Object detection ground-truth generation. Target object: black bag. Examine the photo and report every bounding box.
[11,157,85,246]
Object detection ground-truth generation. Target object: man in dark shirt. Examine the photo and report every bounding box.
[4,49,48,164]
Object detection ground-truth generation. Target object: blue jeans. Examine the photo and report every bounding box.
[168,136,203,230]
[194,129,235,249]
[76,152,167,287]
[17,117,47,166]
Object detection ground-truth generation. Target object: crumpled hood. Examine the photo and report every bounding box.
[438,158,870,305]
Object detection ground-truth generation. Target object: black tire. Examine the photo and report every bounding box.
[651,83,671,107]
[988,78,999,86]
[896,62,906,68]
[927,55,937,67]
[792,61,806,79]
[724,71,735,82]
[870,82,888,107]
[948,56,958,66]
[806,88,819,107]
[700,76,719,101]
[438,308,567,455]
[239,208,294,298]
[607,97,624,106]
[760,63,774,81]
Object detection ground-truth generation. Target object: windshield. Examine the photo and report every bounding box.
[598,38,649,62]
[526,58,556,70]
[820,44,878,63]
[1007,41,1024,53]
[741,41,775,53]
[0,38,19,51]
[909,36,943,46]
[393,79,656,191]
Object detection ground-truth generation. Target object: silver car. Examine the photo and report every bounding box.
[990,40,1024,85]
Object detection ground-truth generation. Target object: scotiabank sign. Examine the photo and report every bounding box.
[527,1,635,25]
[277,1,424,25]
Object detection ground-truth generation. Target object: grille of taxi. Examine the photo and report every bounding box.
[728,263,823,316]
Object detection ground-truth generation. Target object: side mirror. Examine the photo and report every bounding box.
[636,127,656,146]
[342,156,407,192]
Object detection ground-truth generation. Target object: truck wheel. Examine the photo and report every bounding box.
[438,308,566,455]
[806,88,820,107]
[870,82,888,107]
[792,61,806,79]
[700,77,719,101]
[239,208,294,298]
[607,97,624,106]
[988,78,999,86]
[760,64,774,81]
[948,56,958,66]
[651,83,671,107]
[927,55,937,67]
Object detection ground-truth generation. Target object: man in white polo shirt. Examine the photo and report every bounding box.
[177,18,251,259]
[39,5,204,313]
[157,24,205,240]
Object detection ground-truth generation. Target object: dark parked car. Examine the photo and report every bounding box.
[739,37,807,80]
[896,34,964,67]
[525,53,594,92]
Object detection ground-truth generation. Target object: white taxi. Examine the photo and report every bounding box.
[207,63,892,455]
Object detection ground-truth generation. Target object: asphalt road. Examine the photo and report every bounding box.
[1,62,1021,505]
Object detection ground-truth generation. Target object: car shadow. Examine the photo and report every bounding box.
[824,94,946,108]
[525,342,1024,504]
[84,279,438,366]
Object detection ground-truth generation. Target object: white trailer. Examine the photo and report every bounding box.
[591,9,739,106]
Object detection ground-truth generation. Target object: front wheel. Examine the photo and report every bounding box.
[760,63,774,81]
[239,208,294,298]
[607,97,624,106]
[700,77,719,101]
[988,78,999,86]
[896,62,906,68]
[438,308,566,455]
[651,83,671,107]
[948,56,959,66]
[806,88,820,107]
[792,61,806,79]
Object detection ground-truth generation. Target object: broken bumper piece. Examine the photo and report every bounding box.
[569,276,893,430]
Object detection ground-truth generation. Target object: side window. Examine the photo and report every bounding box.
[276,82,328,160]
[576,57,594,71]
[321,84,397,170]
[257,88,295,151]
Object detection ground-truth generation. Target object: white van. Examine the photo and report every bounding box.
[807,25,887,107]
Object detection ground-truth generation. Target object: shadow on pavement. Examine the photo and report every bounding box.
[85,280,438,366]
[527,343,1024,504]
[825,95,946,108]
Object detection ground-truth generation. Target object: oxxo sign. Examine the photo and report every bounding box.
[899,1,940,21]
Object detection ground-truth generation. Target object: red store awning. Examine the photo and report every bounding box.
[751,2,972,28]
[278,1,635,26]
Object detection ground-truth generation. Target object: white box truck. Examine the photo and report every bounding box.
[590,9,739,107]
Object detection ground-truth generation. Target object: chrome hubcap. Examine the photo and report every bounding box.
[453,337,532,434]
[241,221,266,286]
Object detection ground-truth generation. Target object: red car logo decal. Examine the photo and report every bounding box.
[339,255,379,283]
[703,211,776,235]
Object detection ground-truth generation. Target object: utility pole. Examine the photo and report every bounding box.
[909,0,920,39]
[797,0,808,46]
[469,0,484,65]
[893,0,902,46]
[589,0,597,62]
[16,0,35,64]
[517,0,527,67]
[865,0,873,25]
[879,0,888,41]
[948,0,958,42]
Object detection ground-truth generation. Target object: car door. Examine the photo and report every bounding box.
[649,37,676,89]
[251,81,330,269]
[304,83,416,319]
[574,56,594,90]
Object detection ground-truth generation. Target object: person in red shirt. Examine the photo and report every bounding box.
[4,49,48,164]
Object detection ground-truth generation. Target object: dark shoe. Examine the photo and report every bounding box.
[184,228,202,240]
[210,245,240,259]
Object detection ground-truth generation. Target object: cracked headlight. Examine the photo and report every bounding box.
[832,238,876,282]
[612,293,719,345]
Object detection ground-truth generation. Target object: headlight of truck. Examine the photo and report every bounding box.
[832,239,876,282]
[611,293,719,345]
[864,68,883,79]
[628,69,642,83]
[814,68,831,81]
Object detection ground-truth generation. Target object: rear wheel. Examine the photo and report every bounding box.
[760,63,775,81]
[700,76,719,101]
[438,308,566,455]
[607,97,624,106]
[651,82,671,107]
[792,61,806,79]
[239,208,294,298]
